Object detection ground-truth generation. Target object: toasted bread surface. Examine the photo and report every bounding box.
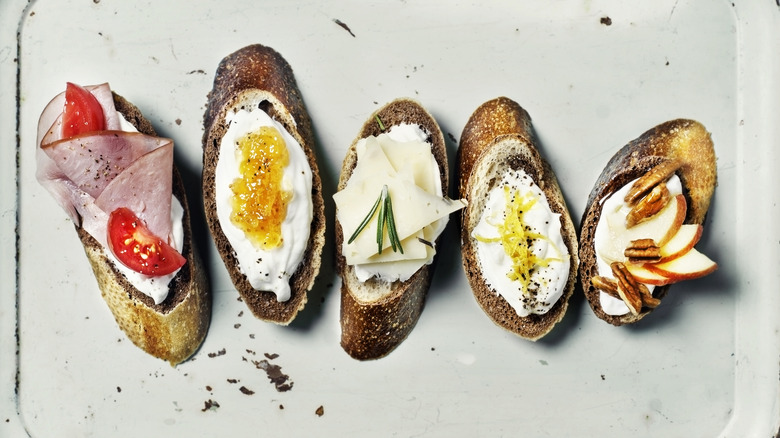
[202,44,325,324]
[579,119,716,326]
[77,92,210,365]
[335,98,447,360]
[457,97,578,340]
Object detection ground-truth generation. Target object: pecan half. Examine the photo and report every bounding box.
[626,182,671,228]
[624,238,661,262]
[624,158,681,206]
[638,286,661,308]
[610,262,643,315]
[591,276,619,298]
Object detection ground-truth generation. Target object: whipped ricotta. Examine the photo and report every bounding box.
[215,107,313,302]
[594,174,682,315]
[471,169,570,317]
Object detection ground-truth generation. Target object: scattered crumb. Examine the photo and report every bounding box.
[600,16,612,26]
[93,0,100,3]
[252,359,293,392]
[186,69,206,75]
[447,132,457,143]
[208,348,226,358]
[333,18,356,37]
[206,385,212,392]
[234,323,241,329]
[539,360,548,365]
[238,311,244,317]
[227,378,239,384]
[201,399,220,412]
[249,334,256,339]
[264,353,279,360]
[601,374,606,381]
[315,406,324,417]
[239,386,255,395]
[431,347,435,351]
[175,118,182,126]
[116,386,121,393]
[246,349,256,355]
[279,404,284,410]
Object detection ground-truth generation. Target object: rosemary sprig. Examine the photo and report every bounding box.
[375,114,386,131]
[347,184,403,255]
[348,193,381,244]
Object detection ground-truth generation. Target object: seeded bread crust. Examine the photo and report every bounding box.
[202,44,325,324]
[335,98,447,360]
[76,92,210,366]
[457,97,578,340]
[579,119,716,326]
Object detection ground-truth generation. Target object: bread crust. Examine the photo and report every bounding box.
[77,92,210,366]
[202,44,325,324]
[579,119,716,326]
[457,97,578,340]
[335,98,447,360]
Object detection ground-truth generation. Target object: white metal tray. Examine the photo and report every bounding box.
[2,0,778,436]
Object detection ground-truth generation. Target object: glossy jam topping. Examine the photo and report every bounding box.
[230,126,291,250]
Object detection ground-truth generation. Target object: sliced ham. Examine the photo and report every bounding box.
[36,83,176,251]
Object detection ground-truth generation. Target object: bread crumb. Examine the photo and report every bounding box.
[201,399,220,412]
[315,406,324,417]
[239,386,255,395]
[600,16,612,26]
[333,19,355,37]
[207,348,227,358]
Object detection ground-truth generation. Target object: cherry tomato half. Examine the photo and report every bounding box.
[62,82,105,138]
[107,207,185,276]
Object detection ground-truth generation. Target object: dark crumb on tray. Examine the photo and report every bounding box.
[175,118,182,125]
[187,69,206,75]
[315,406,324,417]
[333,19,356,37]
[234,323,241,329]
[279,404,284,410]
[227,378,239,384]
[208,348,227,358]
[116,386,121,393]
[252,359,293,392]
[201,399,220,412]
[206,385,212,392]
[601,374,606,381]
[600,16,612,26]
[239,386,255,395]
[447,132,457,143]
[249,334,256,339]
[264,353,279,360]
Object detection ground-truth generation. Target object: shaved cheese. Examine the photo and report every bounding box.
[334,124,466,282]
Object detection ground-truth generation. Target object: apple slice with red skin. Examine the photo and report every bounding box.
[658,224,703,263]
[645,247,717,282]
[599,194,687,263]
[626,263,671,286]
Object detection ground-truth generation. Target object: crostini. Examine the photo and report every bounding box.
[334,98,466,360]
[458,97,578,340]
[579,119,718,326]
[36,82,210,365]
[202,44,325,324]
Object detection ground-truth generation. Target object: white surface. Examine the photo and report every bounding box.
[1,0,778,436]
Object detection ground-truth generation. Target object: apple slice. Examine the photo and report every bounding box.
[645,247,717,282]
[658,224,703,263]
[625,263,671,286]
[599,194,687,262]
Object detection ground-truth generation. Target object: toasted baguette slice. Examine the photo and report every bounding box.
[579,119,717,326]
[202,44,325,324]
[335,98,449,360]
[78,92,210,366]
[458,97,578,340]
